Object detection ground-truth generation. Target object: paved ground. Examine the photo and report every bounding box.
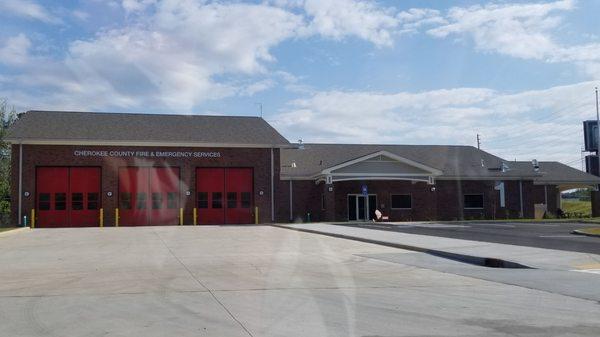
[1,226,600,336]
[341,221,600,254]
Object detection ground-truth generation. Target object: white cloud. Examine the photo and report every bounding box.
[300,0,399,47]
[1,1,304,111]
[0,34,32,66]
[122,0,157,13]
[239,79,276,96]
[272,81,598,165]
[425,0,600,77]
[0,0,60,24]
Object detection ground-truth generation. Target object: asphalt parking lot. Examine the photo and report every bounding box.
[1,226,600,337]
[342,221,600,254]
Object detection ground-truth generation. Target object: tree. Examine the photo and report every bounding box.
[0,99,17,226]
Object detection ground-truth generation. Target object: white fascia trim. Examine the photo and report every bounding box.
[332,177,431,183]
[321,150,443,176]
[5,138,291,148]
[331,172,432,177]
[436,176,538,181]
[533,180,600,186]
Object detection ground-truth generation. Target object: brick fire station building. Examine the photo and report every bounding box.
[7,111,600,227]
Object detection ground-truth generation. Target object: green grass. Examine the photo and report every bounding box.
[574,228,600,235]
[561,199,592,217]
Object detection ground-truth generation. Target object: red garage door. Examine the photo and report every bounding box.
[118,167,180,226]
[225,168,253,224]
[196,168,253,225]
[36,167,101,228]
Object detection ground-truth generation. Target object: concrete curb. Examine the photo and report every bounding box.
[571,230,600,238]
[272,224,533,269]
[0,227,31,238]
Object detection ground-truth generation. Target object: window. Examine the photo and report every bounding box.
[212,192,222,208]
[39,193,50,211]
[321,194,326,210]
[88,193,99,210]
[152,193,163,209]
[55,193,66,210]
[464,194,484,209]
[72,193,84,210]
[120,192,132,210]
[241,192,251,208]
[136,192,147,209]
[227,192,237,208]
[197,192,208,209]
[391,194,411,209]
[167,192,177,209]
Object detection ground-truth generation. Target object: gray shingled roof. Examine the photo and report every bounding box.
[6,111,290,147]
[281,143,600,184]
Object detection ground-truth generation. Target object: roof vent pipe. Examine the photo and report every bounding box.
[532,159,540,172]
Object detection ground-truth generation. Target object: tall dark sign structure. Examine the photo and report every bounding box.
[583,120,600,176]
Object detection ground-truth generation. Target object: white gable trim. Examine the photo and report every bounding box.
[321,150,443,176]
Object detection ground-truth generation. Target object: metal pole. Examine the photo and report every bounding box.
[270,147,274,222]
[18,142,23,226]
[289,180,293,221]
[596,87,600,178]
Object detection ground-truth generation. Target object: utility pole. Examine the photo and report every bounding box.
[476,134,481,150]
[596,87,599,176]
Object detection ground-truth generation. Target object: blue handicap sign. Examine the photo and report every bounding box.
[361,185,368,195]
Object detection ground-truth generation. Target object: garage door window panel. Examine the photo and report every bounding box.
[136,193,147,209]
[152,193,163,209]
[87,193,99,210]
[212,192,223,208]
[55,193,67,210]
[120,192,132,210]
[39,193,51,211]
[241,192,251,208]
[72,193,84,210]
[197,192,208,208]
[227,192,237,208]
[167,192,177,209]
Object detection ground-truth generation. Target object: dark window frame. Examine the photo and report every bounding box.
[391,194,412,209]
[464,194,484,209]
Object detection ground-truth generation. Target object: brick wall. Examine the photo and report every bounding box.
[281,178,540,222]
[11,144,278,225]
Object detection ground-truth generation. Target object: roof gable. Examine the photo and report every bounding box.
[324,151,442,176]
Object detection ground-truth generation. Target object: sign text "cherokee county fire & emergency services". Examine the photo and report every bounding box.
[73,150,221,158]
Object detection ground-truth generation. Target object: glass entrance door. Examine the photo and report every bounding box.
[348,194,377,221]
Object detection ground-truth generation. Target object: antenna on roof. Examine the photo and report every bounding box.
[476,133,481,150]
[255,103,263,118]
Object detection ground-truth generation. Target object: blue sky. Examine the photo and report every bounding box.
[1,0,600,167]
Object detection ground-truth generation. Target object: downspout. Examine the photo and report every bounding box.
[18,142,23,226]
[544,185,548,207]
[519,180,524,218]
[270,147,274,222]
[289,180,293,222]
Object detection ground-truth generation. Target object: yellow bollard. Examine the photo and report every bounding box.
[179,208,184,226]
[31,209,35,228]
[254,206,259,224]
[193,208,197,226]
[115,208,119,227]
[99,208,104,227]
